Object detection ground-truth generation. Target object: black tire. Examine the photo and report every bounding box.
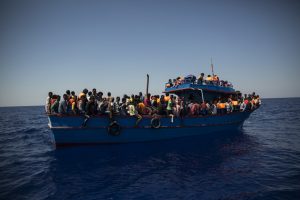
[108,121,121,136]
[151,118,161,129]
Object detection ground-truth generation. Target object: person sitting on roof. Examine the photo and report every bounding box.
[59,94,69,114]
[197,73,205,85]
[174,77,183,86]
[166,79,173,88]
[213,75,219,86]
[206,75,213,84]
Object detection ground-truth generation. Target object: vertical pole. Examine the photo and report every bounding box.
[211,57,214,77]
[146,74,149,97]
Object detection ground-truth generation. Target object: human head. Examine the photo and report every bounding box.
[90,95,95,102]
[71,91,75,96]
[66,90,70,95]
[107,92,111,97]
[83,88,88,94]
[92,88,97,94]
[48,92,53,97]
[63,94,68,100]
[88,91,92,96]
[116,96,120,102]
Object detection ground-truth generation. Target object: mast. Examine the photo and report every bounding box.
[211,57,215,77]
[146,74,149,97]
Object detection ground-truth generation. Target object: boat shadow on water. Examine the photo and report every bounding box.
[49,130,259,199]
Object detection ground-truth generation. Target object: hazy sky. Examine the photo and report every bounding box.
[0,0,300,106]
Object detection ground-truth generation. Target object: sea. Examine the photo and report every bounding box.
[0,98,300,200]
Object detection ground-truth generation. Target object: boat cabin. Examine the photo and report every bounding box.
[164,76,237,103]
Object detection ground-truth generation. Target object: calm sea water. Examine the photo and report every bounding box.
[0,98,300,200]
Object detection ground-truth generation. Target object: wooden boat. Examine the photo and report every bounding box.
[48,75,258,146]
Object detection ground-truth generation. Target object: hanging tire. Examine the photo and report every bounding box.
[151,118,161,128]
[108,121,121,136]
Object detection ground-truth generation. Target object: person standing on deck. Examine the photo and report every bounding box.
[59,94,69,114]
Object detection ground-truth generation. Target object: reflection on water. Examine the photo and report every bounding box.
[51,131,258,199]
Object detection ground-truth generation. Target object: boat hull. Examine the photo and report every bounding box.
[48,111,252,145]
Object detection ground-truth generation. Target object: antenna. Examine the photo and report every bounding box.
[211,57,215,77]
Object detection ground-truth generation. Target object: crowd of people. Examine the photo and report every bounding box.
[165,73,233,88]
[46,88,261,124]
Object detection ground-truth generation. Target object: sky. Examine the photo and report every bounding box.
[0,0,300,106]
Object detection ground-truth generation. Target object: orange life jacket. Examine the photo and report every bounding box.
[69,99,75,106]
[232,101,238,106]
[164,96,170,102]
[217,103,226,109]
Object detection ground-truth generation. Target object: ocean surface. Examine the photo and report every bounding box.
[0,98,300,200]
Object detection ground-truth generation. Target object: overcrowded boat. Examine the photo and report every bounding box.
[47,71,260,146]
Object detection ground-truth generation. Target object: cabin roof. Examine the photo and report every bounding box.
[164,83,236,94]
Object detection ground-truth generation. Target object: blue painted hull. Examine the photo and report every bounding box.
[48,111,252,145]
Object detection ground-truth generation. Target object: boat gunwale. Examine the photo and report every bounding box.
[47,109,254,119]
[49,119,244,130]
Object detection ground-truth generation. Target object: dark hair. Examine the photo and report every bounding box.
[83,88,88,94]
[107,92,111,97]
[71,91,75,95]
[48,92,53,97]
[63,94,68,98]
[66,90,70,95]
